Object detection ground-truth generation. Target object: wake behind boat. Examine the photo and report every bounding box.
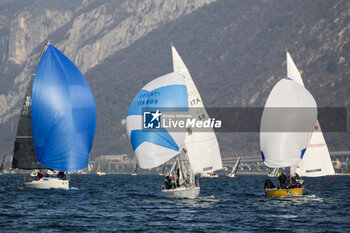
[12,41,96,189]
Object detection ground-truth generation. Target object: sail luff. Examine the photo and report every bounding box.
[171,45,222,174]
[12,41,50,170]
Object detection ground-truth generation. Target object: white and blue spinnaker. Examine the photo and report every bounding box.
[126,72,188,169]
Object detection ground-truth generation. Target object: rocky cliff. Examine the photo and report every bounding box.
[0,0,349,158]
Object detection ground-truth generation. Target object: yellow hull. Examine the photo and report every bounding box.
[264,188,304,197]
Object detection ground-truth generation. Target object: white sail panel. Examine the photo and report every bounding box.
[295,121,335,176]
[286,51,304,86]
[260,78,317,168]
[287,51,335,176]
[172,45,223,174]
[126,72,188,169]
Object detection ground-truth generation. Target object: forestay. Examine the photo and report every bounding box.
[126,72,188,169]
[260,78,317,168]
[172,45,223,174]
[31,44,96,172]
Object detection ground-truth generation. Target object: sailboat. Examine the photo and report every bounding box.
[286,51,335,177]
[96,163,106,176]
[0,155,5,175]
[11,41,96,189]
[227,156,241,178]
[200,172,219,178]
[131,163,138,176]
[126,45,222,199]
[260,60,318,197]
[167,44,222,196]
[126,72,192,197]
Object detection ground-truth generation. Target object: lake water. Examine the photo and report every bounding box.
[0,174,349,232]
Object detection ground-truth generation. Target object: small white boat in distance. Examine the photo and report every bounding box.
[96,163,106,176]
[201,172,219,178]
[131,163,138,176]
[227,156,241,178]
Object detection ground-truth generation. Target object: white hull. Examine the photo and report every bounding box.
[226,173,236,178]
[24,177,69,190]
[200,174,218,178]
[162,186,200,199]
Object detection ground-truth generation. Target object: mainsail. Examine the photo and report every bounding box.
[12,42,50,170]
[287,52,335,176]
[31,44,96,172]
[171,45,223,174]
[126,72,188,169]
[260,78,317,168]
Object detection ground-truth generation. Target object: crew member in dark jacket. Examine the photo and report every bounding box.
[278,170,288,189]
[264,177,276,189]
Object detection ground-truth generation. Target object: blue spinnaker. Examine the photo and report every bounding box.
[32,44,96,172]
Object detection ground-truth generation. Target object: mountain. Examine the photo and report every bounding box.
[0,0,349,160]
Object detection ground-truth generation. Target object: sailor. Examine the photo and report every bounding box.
[176,168,180,187]
[264,176,275,189]
[278,170,288,189]
[172,174,177,188]
[165,175,171,189]
[26,174,31,182]
[57,171,65,179]
[290,173,303,188]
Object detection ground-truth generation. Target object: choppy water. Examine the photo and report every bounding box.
[0,174,349,232]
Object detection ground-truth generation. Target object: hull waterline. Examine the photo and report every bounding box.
[162,186,200,199]
[264,188,304,197]
[24,177,69,190]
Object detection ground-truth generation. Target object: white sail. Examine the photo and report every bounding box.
[287,51,335,176]
[294,121,335,176]
[286,51,304,86]
[260,78,317,168]
[171,45,223,174]
[231,156,241,174]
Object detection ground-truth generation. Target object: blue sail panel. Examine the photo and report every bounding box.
[127,85,188,116]
[31,44,96,172]
[126,72,188,169]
